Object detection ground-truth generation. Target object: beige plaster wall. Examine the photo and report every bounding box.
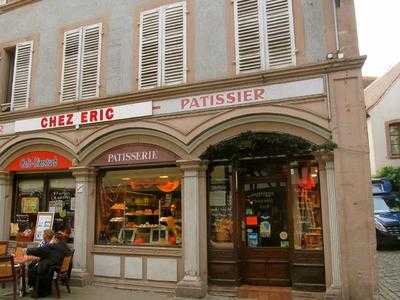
[328,69,377,299]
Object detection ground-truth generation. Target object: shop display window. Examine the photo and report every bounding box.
[10,177,75,243]
[96,167,182,247]
[208,165,234,248]
[292,164,323,250]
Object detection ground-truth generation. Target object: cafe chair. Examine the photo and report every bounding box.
[0,255,20,300]
[0,241,9,256]
[53,251,74,298]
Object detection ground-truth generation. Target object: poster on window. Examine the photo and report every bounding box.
[34,212,54,242]
[21,197,39,214]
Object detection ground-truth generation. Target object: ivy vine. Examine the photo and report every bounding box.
[200,131,337,166]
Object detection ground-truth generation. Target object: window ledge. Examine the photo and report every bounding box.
[0,0,40,14]
[92,244,182,257]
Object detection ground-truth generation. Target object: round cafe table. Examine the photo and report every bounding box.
[13,255,38,296]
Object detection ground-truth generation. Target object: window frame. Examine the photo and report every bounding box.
[386,120,400,159]
[60,23,103,102]
[138,1,187,90]
[233,0,296,75]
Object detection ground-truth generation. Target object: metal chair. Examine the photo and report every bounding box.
[0,255,19,300]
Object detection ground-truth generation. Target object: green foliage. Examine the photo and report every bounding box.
[200,131,337,167]
[376,166,400,190]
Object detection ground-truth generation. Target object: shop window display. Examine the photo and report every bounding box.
[292,164,323,250]
[208,165,233,248]
[10,177,75,243]
[96,167,182,247]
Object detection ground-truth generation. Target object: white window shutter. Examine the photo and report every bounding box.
[0,0,7,5]
[265,0,296,68]
[139,9,161,89]
[11,41,33,111]
[162,2,186,86]
[60,28,82,101]
[80,23,102,99]
[234,0,263,74]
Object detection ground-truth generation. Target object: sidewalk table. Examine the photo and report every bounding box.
[13,255,38,296]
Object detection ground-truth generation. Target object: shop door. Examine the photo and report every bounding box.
[239,176,291,286]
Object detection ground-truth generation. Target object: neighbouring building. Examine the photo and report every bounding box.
[0,0,376,299]
[365,63,400,175]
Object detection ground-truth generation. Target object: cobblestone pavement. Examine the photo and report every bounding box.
[378,249,400,300]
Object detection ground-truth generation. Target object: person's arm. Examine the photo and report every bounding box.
[26,245,51,258]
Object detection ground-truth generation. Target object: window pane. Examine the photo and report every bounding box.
[11,179,45,242]
[96,167,182,247]
[292,165,323,250]
[208,165,233,249]
[49,178,75,243]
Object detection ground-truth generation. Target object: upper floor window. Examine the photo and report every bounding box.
[139,2,186,90]
[60,23,102,101]
[388,123,400,157]
[234,0,296,74]
[0,41,33,112]
[0,0,6,5]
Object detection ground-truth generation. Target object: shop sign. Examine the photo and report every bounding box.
[153,77,325,115]
[91,144,179,167]
[14,101,153,133]
[6,151,73,172]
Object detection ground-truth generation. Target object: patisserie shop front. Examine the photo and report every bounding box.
[89,143,185,290]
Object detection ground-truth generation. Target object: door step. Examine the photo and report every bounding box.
[236,286,325,300]
[238,285,292,300]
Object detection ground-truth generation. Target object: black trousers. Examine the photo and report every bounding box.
[27,262,53,297]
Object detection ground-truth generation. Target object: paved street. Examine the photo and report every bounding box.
[2,252,400,300]
[378,249,400,299]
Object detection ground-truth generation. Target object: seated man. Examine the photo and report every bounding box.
[26,232,72,298]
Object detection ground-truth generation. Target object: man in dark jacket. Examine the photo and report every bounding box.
[27,232,72,297]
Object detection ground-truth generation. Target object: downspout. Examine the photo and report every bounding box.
[333,0,340,52]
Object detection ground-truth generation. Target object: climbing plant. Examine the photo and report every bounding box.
[200,131,337,166]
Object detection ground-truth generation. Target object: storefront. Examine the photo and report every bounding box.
[6,151,75,245]
[0,72,374,299]
[88,144,184,290]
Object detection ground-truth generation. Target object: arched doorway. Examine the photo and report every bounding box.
[201,132,328,291]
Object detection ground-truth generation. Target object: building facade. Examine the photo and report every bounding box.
[365,63,400,175]
[0,0,376,299]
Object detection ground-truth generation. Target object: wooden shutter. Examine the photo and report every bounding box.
[234,0,263,74]
[11,41,33,111]
[265,0,295,68]
[139,9,161,89]
[80,23,102,99]
[60,28,82,101]
[162,2,186,86]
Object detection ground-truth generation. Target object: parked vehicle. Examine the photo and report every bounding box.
[372,178,400,249]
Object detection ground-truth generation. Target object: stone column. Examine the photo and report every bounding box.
[317,154,342,299]
[0,171,10,240]
[71,167,96,286]
[176,160,207,298]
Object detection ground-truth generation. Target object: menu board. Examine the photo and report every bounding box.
[49,189,74,213]
[34,212,54,242]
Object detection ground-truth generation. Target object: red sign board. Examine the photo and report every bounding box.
[91,144,179,167]
[7,151,73,172]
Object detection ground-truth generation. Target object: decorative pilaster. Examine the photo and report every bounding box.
[0,171,10,241]
[316,153,342,299]
[70,166,97,286]
[176,160,208,298]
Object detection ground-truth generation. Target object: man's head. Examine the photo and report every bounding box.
[50,231,65,244]
[43,229,54,242]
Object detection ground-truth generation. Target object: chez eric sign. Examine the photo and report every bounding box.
[14,102,152,133]
[6,151,73,172]
[90,144,180,167]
